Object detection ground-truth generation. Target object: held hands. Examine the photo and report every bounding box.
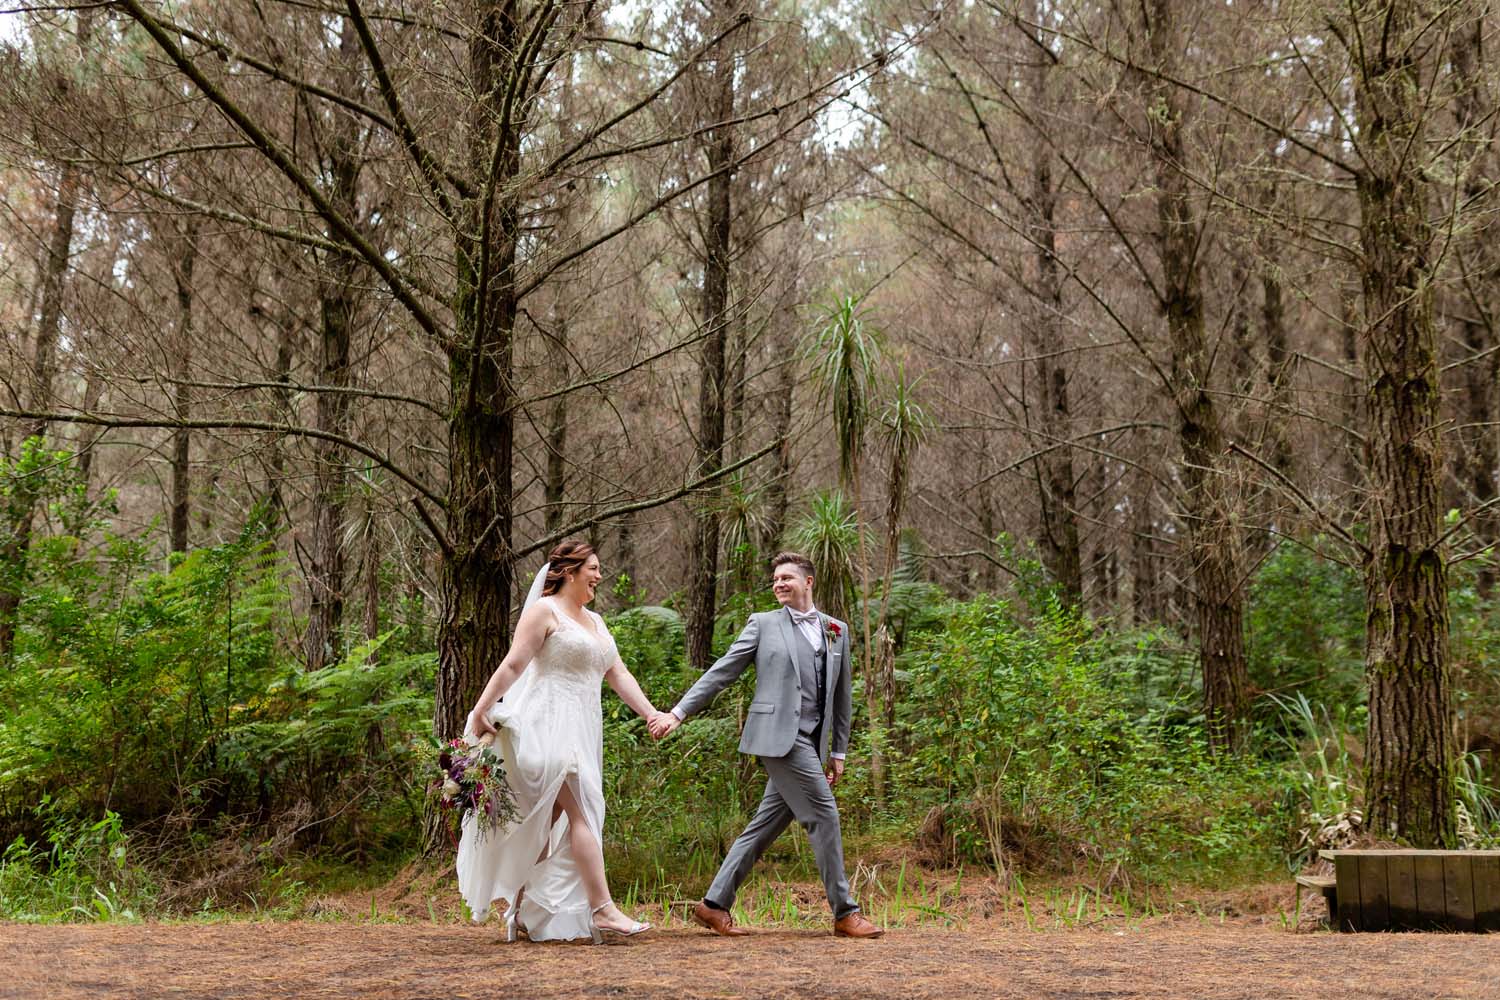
[647,710,681,740]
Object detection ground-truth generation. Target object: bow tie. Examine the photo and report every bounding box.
[790,610,820,627]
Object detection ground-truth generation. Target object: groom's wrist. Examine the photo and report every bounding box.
[831,752,846,760]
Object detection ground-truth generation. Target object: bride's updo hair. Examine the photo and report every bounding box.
[542,539,597,596]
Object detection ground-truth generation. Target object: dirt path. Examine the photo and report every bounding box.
[2,920,1496,999]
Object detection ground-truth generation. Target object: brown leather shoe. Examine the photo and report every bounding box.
[834,912,884,938]
[693,900,750,936]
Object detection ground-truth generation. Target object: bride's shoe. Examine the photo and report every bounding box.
[502,892,528,943]
[589,901,652,944]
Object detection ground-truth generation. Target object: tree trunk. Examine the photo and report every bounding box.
[1449,17,1497,597]
[1354,0,1455,846]
[542,56,579,537]
[727,322,749,461]
[685,13,736,669]
[761,323,796,554]
[543,317,568,535]
[977,480,999,593]
[263,308,295,526]
[0,154,81,662]
[1143,0,1249,751]
[1339,285,1364,507]
[1130,464,1160,625]
[1262,262,1293,484]
[876,410,919,735]
[364,491,381,658]
[168,221,199,555]
[432,0,525,749]
[77,368,105,489]
[302,19,363,671]
[1026,19,1082,605]
[616,508,637,592]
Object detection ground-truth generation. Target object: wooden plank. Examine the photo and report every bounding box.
[1357,853,1390,931]
[1334,852,1363,931]
[1472,854,1500,934]
[1443,853,1477,932]
[1320,849,1500,858]
[1414,854,1447,927]
[1386,854,1418,929]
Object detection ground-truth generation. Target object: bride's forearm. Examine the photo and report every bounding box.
[605,662,655,719]
[471,660,525,716]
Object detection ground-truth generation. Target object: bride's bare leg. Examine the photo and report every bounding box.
[553,781,639,931]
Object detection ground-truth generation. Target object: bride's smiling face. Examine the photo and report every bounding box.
[565,554,603,604]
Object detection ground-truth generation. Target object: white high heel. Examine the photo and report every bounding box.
[502,893,527,943]
[590,901,651,944]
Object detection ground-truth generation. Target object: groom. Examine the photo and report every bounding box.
[649,552,882,939]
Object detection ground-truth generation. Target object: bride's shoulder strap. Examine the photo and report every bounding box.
[532,593,560,627]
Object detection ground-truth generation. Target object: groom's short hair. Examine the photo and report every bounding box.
[770,551,815,578]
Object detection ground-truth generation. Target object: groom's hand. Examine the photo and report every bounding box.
[825,758,845,787]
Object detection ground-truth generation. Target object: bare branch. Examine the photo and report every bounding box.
[513,438,782,561]
[116,0,449,344]
[344,0,465,216]
[0,407,444,509]
[1226,441,1369,556]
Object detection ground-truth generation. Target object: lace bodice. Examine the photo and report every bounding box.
[531,598,615,686]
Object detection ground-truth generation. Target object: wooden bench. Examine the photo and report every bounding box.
[1317,849,1500,932]
[1294,871,1337,922]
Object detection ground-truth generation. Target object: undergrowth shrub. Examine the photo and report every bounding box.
[898,595,1287,884]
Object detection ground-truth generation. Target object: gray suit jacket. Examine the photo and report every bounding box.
[671,607,853,763]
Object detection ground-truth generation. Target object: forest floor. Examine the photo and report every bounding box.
[3,874,1498,1000]
[4,917,1498,999]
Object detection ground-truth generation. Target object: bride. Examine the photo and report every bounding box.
[457,539,662,942]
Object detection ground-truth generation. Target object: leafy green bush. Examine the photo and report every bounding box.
[1,464,434,873]
[0,804,153,921]
[606,606,689,712]
[899,595,1287,882]
[1246,541,1365,714]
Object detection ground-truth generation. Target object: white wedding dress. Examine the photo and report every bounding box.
[456,595,615,941]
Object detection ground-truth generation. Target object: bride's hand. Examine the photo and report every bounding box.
[469,707,498,739]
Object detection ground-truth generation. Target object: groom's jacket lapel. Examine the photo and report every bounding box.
[776,607,801,673]
[820,613,839,694]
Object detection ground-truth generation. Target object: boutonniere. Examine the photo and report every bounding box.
[825,620,842,644]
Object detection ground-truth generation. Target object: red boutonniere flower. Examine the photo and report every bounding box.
[826,621,842,643]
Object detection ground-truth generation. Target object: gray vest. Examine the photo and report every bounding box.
[790,622,826,738]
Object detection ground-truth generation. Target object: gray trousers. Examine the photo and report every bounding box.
[705,734,858,918]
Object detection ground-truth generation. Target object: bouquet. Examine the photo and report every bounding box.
[422,733,520,839]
